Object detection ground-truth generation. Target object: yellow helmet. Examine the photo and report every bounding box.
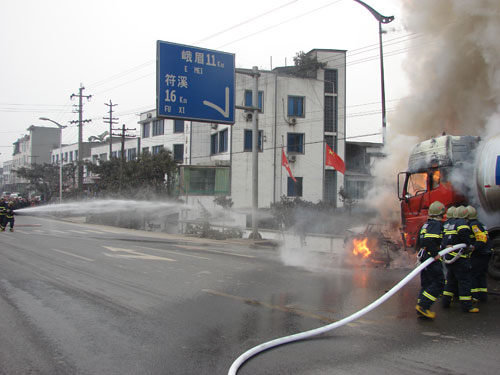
[455,205,469,219]
[446,206,456,219]
[428,201,445,217]
[466,205,477,220]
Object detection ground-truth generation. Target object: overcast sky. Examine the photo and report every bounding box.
[0,0,409,165]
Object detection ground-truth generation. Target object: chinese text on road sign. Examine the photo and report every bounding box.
[157,41,235,124]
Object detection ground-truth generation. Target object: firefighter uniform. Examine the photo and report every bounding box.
[0,198,8,231]
[2,202,15,232]
[468,206,492,303]
[441,206,477,313]
[415,201,445,319]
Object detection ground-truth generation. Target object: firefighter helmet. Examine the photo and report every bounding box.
[467,205,478,220]
[446,206,456,219]
[456,205,469,219]
[428,201,445,217]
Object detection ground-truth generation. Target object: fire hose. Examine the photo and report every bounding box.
[227,243,467,375]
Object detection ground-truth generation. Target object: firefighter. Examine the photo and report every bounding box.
[0,197,8,231]
[441,205,478,313]
[442,206,456,248]
[415,200,446,319]
[467,205,492,303]
[2,201,15,232]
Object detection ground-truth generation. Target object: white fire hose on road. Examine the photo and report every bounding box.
[228,243,467,375]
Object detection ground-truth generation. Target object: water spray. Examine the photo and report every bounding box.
[228,244,466,375]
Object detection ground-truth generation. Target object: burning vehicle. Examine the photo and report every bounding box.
[344,223,403,266]
[398,134,500,279]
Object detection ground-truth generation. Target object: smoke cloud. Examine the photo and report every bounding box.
[367,0,500,217]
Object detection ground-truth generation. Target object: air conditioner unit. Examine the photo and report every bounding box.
[211,124,218,130]
[288,118,297,126]
[147,113,152,118]
[245,113,253,121]
[288,155,296,163]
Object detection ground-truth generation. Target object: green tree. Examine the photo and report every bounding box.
[85,149,178,199]
[14,163,59,201]
[292,51,327,78]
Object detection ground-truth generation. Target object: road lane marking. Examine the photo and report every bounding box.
[139,246,210,260]
[203,289,336,323]
[68,230,87,234]
[51,248,94,262]
[103,246,176,262]
[174,244,254,259]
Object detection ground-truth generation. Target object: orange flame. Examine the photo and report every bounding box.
[352,238,371,258]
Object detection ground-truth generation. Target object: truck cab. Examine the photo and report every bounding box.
[398,135,479,249]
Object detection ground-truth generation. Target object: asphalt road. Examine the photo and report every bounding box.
[1,214,499,375]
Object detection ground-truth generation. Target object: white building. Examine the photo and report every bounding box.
[6,125,61,194]
[138,49,347,210]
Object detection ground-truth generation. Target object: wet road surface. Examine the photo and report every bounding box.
[1,215,499,374]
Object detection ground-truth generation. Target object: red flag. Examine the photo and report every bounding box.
[325,144,346,174]
[281,148,297,182]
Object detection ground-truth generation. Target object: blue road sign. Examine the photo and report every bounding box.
[157,41,235,124]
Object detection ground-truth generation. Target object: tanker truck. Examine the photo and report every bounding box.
[398,133,500,279]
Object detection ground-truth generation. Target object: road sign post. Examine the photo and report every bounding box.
[157,41,235,124]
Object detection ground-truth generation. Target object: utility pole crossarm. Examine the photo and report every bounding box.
[70,84,92,195]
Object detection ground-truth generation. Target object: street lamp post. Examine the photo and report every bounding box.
[39,117,67,203]
[353,0,394,145]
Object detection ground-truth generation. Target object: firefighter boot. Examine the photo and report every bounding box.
[467,307,479,313]
[416,305,436,319]
[9,228,13,232]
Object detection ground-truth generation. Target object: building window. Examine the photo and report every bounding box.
[324,69,338,94]
[287,177,303,197]
[244,90,263,112]
[99,153,107,161]
[324,170,337,205]
[346,180,368,200]
[211,133,218,155]
[243,129,263,151]
[287,133,304,153]
[152,120,164,136]
[69,151,73,161]
[92,155,98,163]
[143,122,150,138]
[324,96,338,133]
[152,145,164,155]
[325,135,336,151]
[127,148,137,161]
[287,96,304,117]
[75,150,78,160]
[174,119,184,133]
[181,167,230,195]
[219,129,228,152]
[173,144,184,162]
[142,147,149,155]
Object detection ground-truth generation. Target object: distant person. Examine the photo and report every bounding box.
[415,201,446,319]
[441,206,478,313]
[1,201,15,232]
[0,198,8,231]
[467,205,492,303]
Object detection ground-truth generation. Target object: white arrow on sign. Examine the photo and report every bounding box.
[203,86,230,118]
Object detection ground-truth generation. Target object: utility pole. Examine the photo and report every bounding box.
[103,100,118,158]
[235,67,260,239]
[112,124,136,193]
[70,84,92,196]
